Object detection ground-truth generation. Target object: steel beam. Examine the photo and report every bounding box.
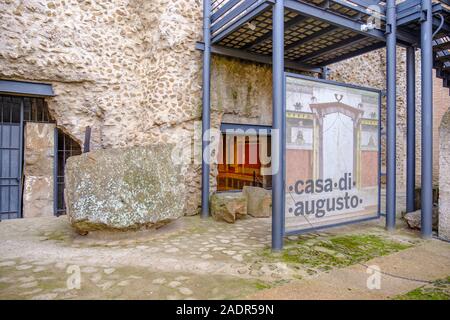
[211,0,260,34]
[331,0,385,20]
[242,15,308,50]
[211,0,241,23]
[201,0,212,219]
[211,1,272,44]
[420,0,433,238]
[406,47,416,212]
[272,0,284,251]
[397,2,449,34]
[319,41,385,65]
[397,0,421,12]
[386,0,397,231]
[195,42,322,73]
[406,46,416,213]
[284,0,386,41]
[0,80,54,97]
[285,25,337,52]
[296,34,366,63]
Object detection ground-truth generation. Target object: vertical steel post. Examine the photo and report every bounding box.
[320,67,329,80]
[201,0,211,219]
[53,127,58,216]
[18,99,24,218]
[83,126,91,153]
[420,0,433,238]
[272,0,285,251]
[406,46,416,213]
[386,0,397,231]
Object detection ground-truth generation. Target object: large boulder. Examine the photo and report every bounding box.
[65,145,185,234]
[243,186,272,218]
[210,192,247,223]
[403,207,439,231]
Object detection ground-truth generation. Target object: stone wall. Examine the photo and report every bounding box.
[0,0,204,215]
[433,75,450,187]
[439,108,450,240]
[22,122,55,218]
[1,0,448,216]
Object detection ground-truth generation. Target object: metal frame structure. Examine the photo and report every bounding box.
[199,0,450,250]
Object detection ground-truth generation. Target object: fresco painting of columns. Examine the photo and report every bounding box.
[285,76,380,233]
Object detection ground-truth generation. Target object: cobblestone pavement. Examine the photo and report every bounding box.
[0,215,426,299]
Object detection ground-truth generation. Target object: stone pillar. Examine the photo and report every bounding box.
[23,122,55,218]
[439,109,450,240]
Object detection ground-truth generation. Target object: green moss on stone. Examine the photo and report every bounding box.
[394,277,450,300]
[260,234,412,271]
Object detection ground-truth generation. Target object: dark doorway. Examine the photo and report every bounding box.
[56,129,81,216]
[217,125,272,191]
[0,96,22,219]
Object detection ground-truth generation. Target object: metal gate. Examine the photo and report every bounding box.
[0,96,23,219]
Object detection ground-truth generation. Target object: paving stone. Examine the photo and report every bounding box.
[237,267,248,274]
[232,255,243,262]
[179,287,193,295]
[117,280,130,287]
[104,268,115,275]
[0,261,16,267]
[20,288,43,296]
[313,246,339,256]
[19,281,38,288]
[152,278,166,285]
[16,264,33,270]
[90,273,102,283]
[81,266,98,273]
[18,276,35,282]
[31,293,58,300]
[33,266,47,273]
[54,262,67,269]
[168,281,182,288]
[98,281,114,290]
[0,277,14,283]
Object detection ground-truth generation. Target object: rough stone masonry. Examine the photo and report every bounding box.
[0,0,448,217]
